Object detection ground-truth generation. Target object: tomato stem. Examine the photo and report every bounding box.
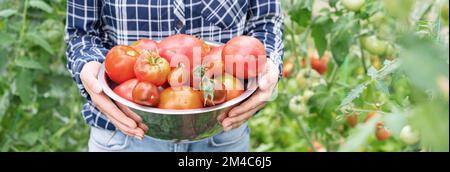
[18,0,29,54]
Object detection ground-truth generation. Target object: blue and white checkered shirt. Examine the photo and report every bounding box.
[65,0,284,131]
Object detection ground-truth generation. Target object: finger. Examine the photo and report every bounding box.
[230,104,265,129]
[94,102,144,138]
[258,60,279,91]
[80,62,103,94]
[217,106,234,123]
[222,104,265,131]
[138,123,149,132]
[107,114,145,139]
[228,89,272,117]
[116,102,143,123]
[90,93,139,130]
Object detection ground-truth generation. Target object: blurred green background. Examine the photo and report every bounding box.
[0,0,448,152]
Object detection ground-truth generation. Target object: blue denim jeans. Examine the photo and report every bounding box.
[88,123,250,152]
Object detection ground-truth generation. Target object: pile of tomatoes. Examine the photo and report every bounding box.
[104,34,267,110]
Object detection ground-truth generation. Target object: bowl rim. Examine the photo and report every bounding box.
[98,41,258,115]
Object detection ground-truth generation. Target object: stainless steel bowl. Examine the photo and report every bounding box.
[97,41,257,143]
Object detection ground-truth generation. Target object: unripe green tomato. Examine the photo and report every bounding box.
[289,96,308,115]
[296,72,308,89]
[286,79,298,94]
[360,35,388,56]
[400,125,420,145]
[369,12,386,25]
[383,0,414,19]
[341,0,366,12]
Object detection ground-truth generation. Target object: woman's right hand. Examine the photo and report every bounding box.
[80,61,148,140]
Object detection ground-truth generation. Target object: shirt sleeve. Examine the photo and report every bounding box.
[244,0,284,78]
[65,0,109,98]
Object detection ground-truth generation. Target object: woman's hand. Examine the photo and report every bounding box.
[219,59,280,132]
[80,61,148,140]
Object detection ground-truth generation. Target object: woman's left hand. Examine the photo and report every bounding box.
[219,59,280,132]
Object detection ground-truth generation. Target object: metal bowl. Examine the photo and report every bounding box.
[97,41,258,143]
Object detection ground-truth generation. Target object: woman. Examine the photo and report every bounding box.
[65,0,283,152]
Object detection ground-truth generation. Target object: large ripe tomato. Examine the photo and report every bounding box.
[113,79,138,102]
[134,51,171,86]
[216,73,244,101]
[222,36,267,79]
[132,81,160,106]
[130,39,158,53]
[203,46,225,77]
[105,45,140,84]
[202,79,227,107]
[158,86,204,110]
[158,34,210,69]
[167,63,190,87]
[191,46,225,89]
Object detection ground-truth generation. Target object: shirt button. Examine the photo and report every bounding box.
[176,21,184,29]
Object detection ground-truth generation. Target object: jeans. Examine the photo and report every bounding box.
[88,123,250,152]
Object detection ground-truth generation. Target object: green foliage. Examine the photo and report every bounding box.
[0,0,88,151]
[250,0,449,152]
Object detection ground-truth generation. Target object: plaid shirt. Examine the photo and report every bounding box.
[65,0,284,131]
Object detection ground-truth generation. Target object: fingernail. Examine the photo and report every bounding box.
[134,135,143,141]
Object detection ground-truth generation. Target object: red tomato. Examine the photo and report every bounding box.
[190,46,226,89]
[301,49,330,75]
[134,51,171,86]
[158,86,204,110]
[167,63,190,87]
[132,81,160,106]
[364,112,377,123]
[203,46,225,78]
[216,73,244,101]
[113,79,138,102]
[282,59,294,78]
[105,46,140,84]
[376,121,391,141]
[222,36,267,79]
[130,39,158,53]
[158,34,210,69]
[346,113,358,128]
[202,79,227,107]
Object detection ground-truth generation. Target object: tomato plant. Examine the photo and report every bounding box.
[250,0,449,152]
